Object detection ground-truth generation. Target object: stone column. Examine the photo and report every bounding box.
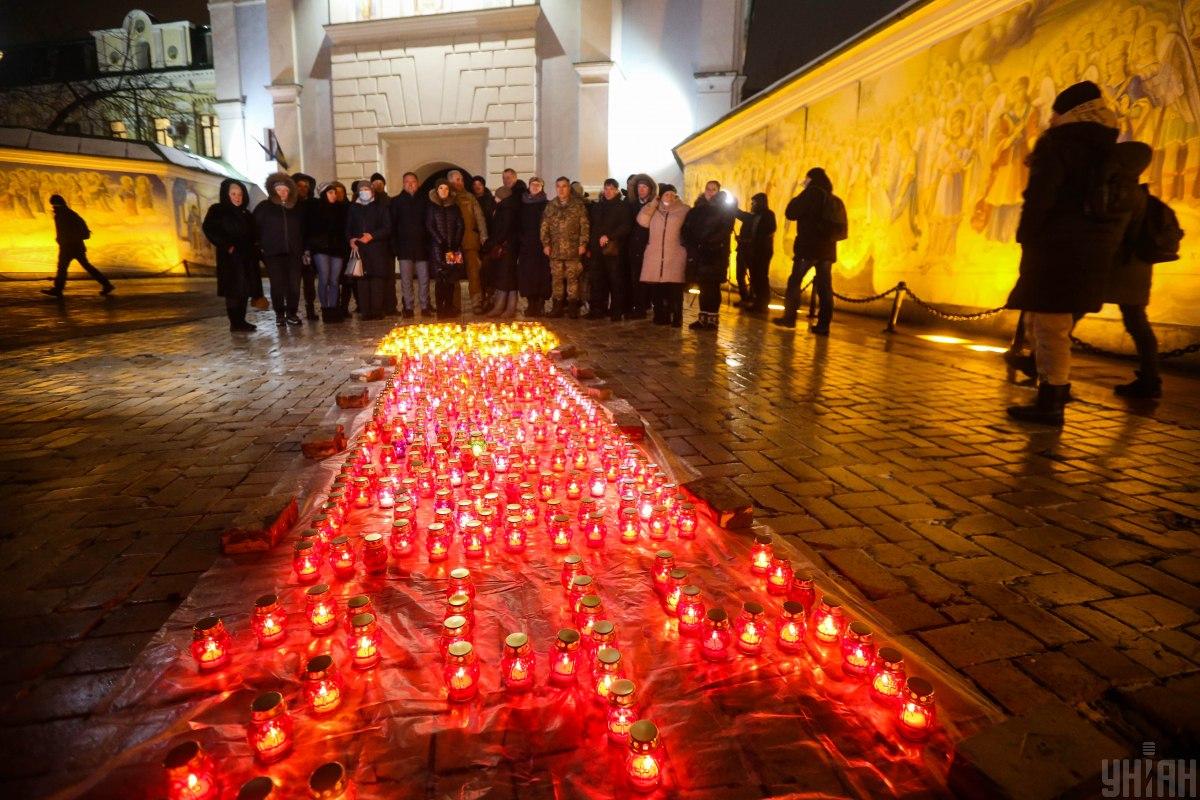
[693,71,740,130]
[573,61,615,191]
[266,83,303,172]
[208,1,247,176]
[264,0,303,172]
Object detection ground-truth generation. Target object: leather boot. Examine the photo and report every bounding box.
[566,300,580,319]
[306,302,318,321]
[546,298,566,318]
[228,308,255,332]
[525,296,543,317]
[1006,382,1069,426]
[1114,370,1162,399]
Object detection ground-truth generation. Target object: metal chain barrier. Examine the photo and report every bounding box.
[902,287,1007,321]
[1070,334,1200,361]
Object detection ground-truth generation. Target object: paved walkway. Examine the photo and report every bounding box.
[0,279,1197,796]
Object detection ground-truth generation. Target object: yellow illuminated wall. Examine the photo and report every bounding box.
[681,0,1200,329]
[0,150,223,277]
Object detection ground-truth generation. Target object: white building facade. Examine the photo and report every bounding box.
[208,0,747,190]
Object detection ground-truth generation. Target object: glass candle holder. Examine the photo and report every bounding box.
[676,585,705,636]
[585,512,607,549]
[462,520,486,558]
[549,628,581,685]
[441,614,471,656]
[652,550,675,594]
[449,566,475,599]
[191,616,232,671]
[477,508,496,542]
[434,487,453,514]
[663,568,688,613]
[646,505,669,540]
[735,601,767,656]
[549,514,573,551]
[701,608,733,662]
[565,472,583,500]
[302,654,344,715]
[520,492,538,526]
[362,533,388,575]
[390,518,415,557]
[811,597,846,645]
[561,553,585,591]
[593,646,623,700]
[305,584,337,637]
[871,647,906,705]
[776,600,806,654]
[446,592,473,626]
[750,532,773,576]
[328,535,356,580]
[539,470,558,501]
[788,573,816,613]
[619,508,640,543]
[445,641,480,702]
[501,632,535,692]
[252,594,286,647]
[897,677,936,741]
[163,740,219,800]
[842,620,875,676]
[607,678,637,743]
[352,476,372,509]
[426,522,451,562]
[293,541,321,584]
[235,775,275,800]
[767,556,793,596]
[454,499,475,531]
[637,490,656,522]
[307,762,351,800]
[626,720,662,792]
[576,497,597,527]
[434,507,454,533]
[589,468,607,498]
[589,619,616,660]
[504,514,526,553]
[575,594,603,637]
[248,691,293,764]
[377,478,396,509]
[568,574,597,612]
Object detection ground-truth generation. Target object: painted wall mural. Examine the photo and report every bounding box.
[0,156,221,277]
[682,0,1200,329]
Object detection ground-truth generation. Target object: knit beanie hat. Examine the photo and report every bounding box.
[658,183,677,196]
[49,194,66,206]
[370,172,386,184]
[1052,81,1102,115]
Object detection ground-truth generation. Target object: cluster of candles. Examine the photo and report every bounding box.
[162,740,352,800]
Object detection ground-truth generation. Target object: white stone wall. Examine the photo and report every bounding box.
[330,33,537,185]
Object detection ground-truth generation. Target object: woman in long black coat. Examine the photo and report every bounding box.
[346,180,393,320]
[203,178,262,332]
[517,177,551,316]
[426,178,465,318]
[484,179,526,316]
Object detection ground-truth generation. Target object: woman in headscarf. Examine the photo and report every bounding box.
[203,178,263,332]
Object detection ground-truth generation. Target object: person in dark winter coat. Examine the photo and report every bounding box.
[484,179,526,318]
[346,179,393,320]
[735,193,777,312]
[1005,81,1152,425]
[365,172,397,315]
[624,173,657,319]
[202,178,262,331]
[681,189,736,330]
[472,176,496,221]
[426,179,465,317]
[291,172,320,320]
[775,167,840,334]
[41,195,113,298]
[390,171,431,317]
[1104,185,1161,398]
[307,181,349,322]
[585,178,632,321]
[253,172,305,326]
[518,177,551,316]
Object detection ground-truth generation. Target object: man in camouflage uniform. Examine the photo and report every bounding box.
[540,176,589,318]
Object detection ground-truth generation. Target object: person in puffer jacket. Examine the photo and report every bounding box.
[426,178,466,318]
[637,183,690,327]
[253,172,305,326]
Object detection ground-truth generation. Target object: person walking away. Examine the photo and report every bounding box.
[426,179,465,318]
[518,177,551,316]
[624,174,657,319]
[774,167,845,334]
[637,183,690,327]
[485,179,526,317]
[41,195,114,298]
[447,169,488,313]
[202,179,261,331]
[586,178,632,320]
[391,171,431,317]
[308,181,349,323]
[291,172,320,320]
[541,176,590,318]
[254,172,305,326]
[346,179,392,320]
[735,193,776,311]
[1005,81,1152,425]
[682,189,736,331]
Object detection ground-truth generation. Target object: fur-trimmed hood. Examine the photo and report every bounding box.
[428,182,457,208]
[218,178,250,208]
[631,173,657,203]
[317,181,346,200]
[264,172,298,208]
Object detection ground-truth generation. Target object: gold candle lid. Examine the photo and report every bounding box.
[906,676,934,702]
[610,678,635,700]
[877,646,904,666]
[308,762,349,799]
[304,654,334,678]
[557,628,581,645]
[447,640,473,659]
[306,583,331,598]
[629,719,658,744]
[592,620,615,637]
[250,691,285,720]
[162,740,203,769]
[579,594,602,611]
[597,646,621,666]
[236,776,275,800]
[505,632,529,649]
[449,567,471,581]
[255,594,278,609]
[347,595,371,612]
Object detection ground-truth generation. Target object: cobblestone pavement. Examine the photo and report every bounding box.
[0,279,1197,795]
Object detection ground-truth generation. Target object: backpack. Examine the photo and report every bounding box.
[1083,141,1143,222]
[824,193,848,241]
[1134,193,1183,263]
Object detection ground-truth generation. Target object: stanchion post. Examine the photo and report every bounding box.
[884,282,906,333]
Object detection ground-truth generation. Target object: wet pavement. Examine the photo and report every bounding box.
[0,278,1197,796]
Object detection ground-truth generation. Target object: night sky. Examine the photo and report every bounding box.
[0,0,210,45]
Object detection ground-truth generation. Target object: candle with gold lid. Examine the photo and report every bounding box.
[248,691,293,764]
[163,740,218,800]
[302,654,343,715]
[811,597,846,644]
[626,720,663,792]
[305,584,337,637]
[361,532,388,575]
[750,532,773,575]
[191,616,231,671]
[676,585,705,636]
[308,761,351,800]
[767,556,793,596]
[776,600,806,654]
[549,628,581,685]
[444,641,479,702]
[842,620,876,676]
[701,608,733,662]
[871,647,906,705]
[251,594,286,646]
[607,678,638,743]
[897,677,935,741]
[501,632,535,692]
[593,646,623,700]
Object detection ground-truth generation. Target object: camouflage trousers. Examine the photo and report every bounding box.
[549,259,584,301]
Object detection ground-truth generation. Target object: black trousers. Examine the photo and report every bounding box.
[54,245,110,291]
[301,260,316,310]
[784,257,833,328]
[358,276,384,317]
[1120,304,1159,378]
[435,277,459,315]
[383,259,398,313]
[749,254,771,308]
[265,253,303,315]
[649,283,683,324]
[735,253,750,300]
[698,279,722,314]
[627,251,647,314]
[588,254,626,318]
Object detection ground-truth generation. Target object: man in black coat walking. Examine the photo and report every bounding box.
[774,167,842,335]
[41,195,114,298]
[586,178,632,321]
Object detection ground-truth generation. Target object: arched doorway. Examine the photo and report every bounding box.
[415,162,472,198]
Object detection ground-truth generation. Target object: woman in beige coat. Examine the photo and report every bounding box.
[637,183,690,327]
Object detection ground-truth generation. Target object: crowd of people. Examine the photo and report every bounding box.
[198,165,814,334]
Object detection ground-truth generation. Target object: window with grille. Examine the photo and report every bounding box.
[199,113,221,158]
[153,117,173,147]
